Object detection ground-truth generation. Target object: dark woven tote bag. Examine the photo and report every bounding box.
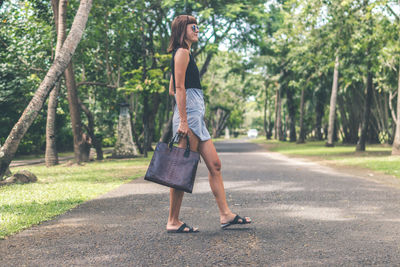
[144,135,200,193]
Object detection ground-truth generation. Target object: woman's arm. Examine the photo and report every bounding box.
[174,48,190,135]
[169,76,174,96]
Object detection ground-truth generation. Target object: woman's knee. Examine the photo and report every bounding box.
[209,159,222,175]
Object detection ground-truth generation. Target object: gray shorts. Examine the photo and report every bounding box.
[173,88,211,142]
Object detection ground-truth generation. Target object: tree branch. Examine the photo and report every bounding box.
[386,4,400,22]
[193,34,214,57]
[389,90,398,123]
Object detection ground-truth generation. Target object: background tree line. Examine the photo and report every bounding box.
[251,0,400,154]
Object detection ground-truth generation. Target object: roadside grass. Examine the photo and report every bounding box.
[251,138,400,178]
[0,156,151,239]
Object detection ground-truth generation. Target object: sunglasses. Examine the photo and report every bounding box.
[191,25,199,32]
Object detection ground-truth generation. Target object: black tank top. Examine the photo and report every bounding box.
[172,48,202,90]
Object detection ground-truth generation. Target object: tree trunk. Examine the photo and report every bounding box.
[212,108,230,138]
[130,93,143,154]
[392,66,400,155]
[0,0,93,179]
[274,86,280,140]
[160,115,174,143]
[356,71,374,151]
[338,95,350,143]
[142,93,149,158]
[65,62,90,162]
[277,92,284,141]
[286,87,296,142]
[147,94,161,151]
[314,84,325,141]
[263,81,268,138]
[199,52,214,79]
[356,3,375,151]
[160,96,175,143]
[384,91,391,142]
[78,98,103,160]
[326,55,340,147]
[140,13,149,158]
[45,83,61,166]
[0,143,11,180]
[297,88,306,143]
[267,99,273,139]
[46,0,67,167]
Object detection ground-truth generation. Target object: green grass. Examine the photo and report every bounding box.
[0,156,151,239]
[251,138,400,178]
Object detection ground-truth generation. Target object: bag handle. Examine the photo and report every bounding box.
[169,133,191,158]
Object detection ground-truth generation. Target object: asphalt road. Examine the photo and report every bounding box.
[1,139,400,266]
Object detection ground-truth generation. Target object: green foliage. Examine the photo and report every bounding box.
[102,136,117,147]
[202,51,253,132]
[120,66,168,94]
[251,116,264,130]
[228,108,245,130]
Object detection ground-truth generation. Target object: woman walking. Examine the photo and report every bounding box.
[166,15,251,233]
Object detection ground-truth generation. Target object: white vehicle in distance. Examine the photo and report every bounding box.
[247,129,258,138]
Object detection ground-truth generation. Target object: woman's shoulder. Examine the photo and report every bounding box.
[174,48,190,63]
[175,47,190,56]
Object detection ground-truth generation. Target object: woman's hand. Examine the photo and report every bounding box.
[177,121,189,136]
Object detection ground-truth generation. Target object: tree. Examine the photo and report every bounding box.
[393,66,400,154]
[201,51,252,138]
[0,0,93,179]
[45,0,68,167]
[389,0,400,155]
[356,0,379,151]
[326,55,340,147]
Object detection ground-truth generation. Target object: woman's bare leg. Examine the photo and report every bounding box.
[199,139,251,224]
[167,129,200,231]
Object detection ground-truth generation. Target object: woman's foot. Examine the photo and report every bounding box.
[167,221,199,233]
[220,213,251,229]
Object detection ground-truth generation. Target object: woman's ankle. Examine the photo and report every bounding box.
[167,218,181,226]
[219,210,233,217]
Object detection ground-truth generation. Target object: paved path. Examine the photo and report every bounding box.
[1,140,400,266]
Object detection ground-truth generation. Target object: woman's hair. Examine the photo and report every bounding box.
[167,15,197,53]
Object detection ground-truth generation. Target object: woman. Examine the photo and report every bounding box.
[166,15,251,233]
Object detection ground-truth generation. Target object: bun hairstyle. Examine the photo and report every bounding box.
[167,15,197,53]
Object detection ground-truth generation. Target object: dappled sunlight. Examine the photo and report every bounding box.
[98,177,305,198]
[268,204,353,221]
[27,217,90,232]
[196,177,304,193]
[258,152,356,177]
[254,203,400,223]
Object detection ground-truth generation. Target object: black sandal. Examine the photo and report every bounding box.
[221,215,251,229]
[167,223,199,233]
